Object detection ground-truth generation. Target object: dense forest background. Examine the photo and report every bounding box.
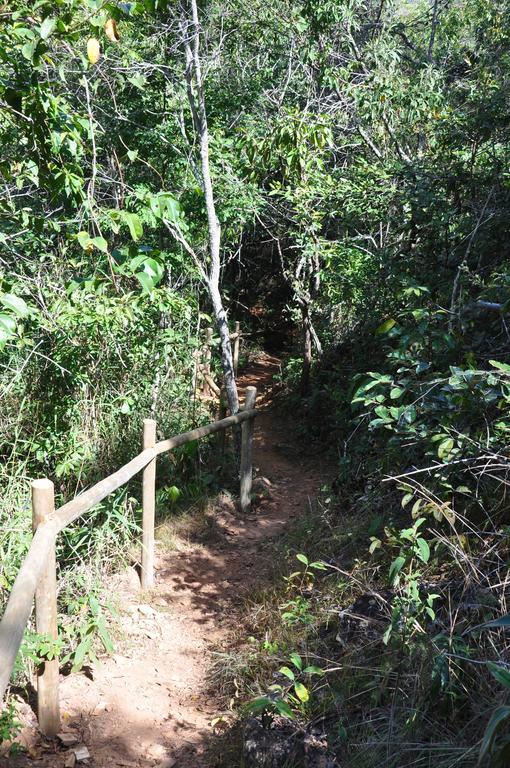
[2,0,510,764]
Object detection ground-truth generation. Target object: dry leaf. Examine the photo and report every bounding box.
[104,18,120,42]
[87,38,100,64]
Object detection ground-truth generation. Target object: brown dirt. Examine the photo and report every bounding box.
[4,354,332,768]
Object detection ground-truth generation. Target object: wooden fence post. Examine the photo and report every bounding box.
[240,386,257,513]
[141,419,157,589]
[31,479,60,737]
[233,321,240,378]
[217,387,227,458]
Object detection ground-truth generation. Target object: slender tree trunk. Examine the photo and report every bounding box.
[182,0,239,414]
[208,281,239,413]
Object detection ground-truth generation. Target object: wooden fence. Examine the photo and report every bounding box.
[0,331,256,738]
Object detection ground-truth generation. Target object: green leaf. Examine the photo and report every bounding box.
[303,665,324,676]
[136,272,154,294]
[390,387,404,399]
[296,554,309,566]
[0,314,17,334]
[143,257,163,283]
[167,486,181,503]
[375,318,396,335]
[274,699,294,719]
[479,706,510,762]
[128,74,147,89]
[279,666,295,681]
[438,438,454,459]
[39,17,56,39]
[1,294,30,317]
[294,682,309,702]
[489,360,510,374]
[89,596,100,615]
[21,40,37,61]
[401,492,414,508]
[389,555,406,585]
[127,150,138,162]
[369,537,381,554]
[91,236,108,253]
[416,537,430,563]
[123,212,143,241]
[289,653,302,671]
[246,696,272,714]
[98,626,114,654]
[160,194,181,223]
[71,636,92,672]
[77,231,91,249]
[489,662,510,690]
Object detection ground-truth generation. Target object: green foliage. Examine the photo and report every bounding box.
[0,701,21,749]
[61,595,115,672]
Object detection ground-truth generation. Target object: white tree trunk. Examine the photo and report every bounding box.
[183,0,239,414]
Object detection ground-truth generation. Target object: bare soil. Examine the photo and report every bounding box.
[4,354,332,768]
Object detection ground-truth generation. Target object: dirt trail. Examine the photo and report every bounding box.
[7,354,332,768]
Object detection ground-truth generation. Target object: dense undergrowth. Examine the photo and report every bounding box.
[219,479,510,766]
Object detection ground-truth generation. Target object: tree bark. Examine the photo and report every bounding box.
[181,0,239,414]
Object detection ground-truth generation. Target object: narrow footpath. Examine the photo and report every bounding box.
[8,354,332,768]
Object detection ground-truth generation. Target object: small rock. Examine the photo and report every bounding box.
[64,753,76,768]
[138,604,155,618]
[148,743,167,759]
[58,732,79,747]
[157,759,177,768]
[73,745,90,762]
[154,597,168,607]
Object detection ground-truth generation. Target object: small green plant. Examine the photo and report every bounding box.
[370,518,432,587]
[22,631,64,664]
[285,553,327,589]
[280,595,315,626]
[280,554,327,626]
[61,595,115,672]
[0,701,22,750]
[383,576,439,646]
[246,652,324,725]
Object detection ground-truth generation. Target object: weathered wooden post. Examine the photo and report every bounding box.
[31,479,60,737]
[233,321,240,378]
[141,419,156,589]
[217,387,227,458]
[240,386,257,513]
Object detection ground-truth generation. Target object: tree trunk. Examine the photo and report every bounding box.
[183,0,239,415]
[208,281,239,413]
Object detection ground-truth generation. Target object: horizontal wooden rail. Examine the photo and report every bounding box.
[155,408,256,455]
[0,400,257,712]
[53,448,156,534]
